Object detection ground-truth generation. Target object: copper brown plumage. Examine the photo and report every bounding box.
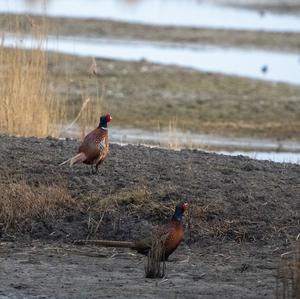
[59,113,112,173]
[75,202,188,260]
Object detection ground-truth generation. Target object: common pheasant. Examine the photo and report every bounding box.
[75,202,188,260]
[60,113,112,173]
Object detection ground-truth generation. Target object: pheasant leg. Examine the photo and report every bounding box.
[91,164,97,174]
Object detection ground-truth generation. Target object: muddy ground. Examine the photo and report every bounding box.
[0,2,299,297]
[0,135,299,298]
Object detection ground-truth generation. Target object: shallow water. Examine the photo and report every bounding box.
[61,125,300,164]
[217,150,300,164]
[2,0,300,32]
[4,34,300,85]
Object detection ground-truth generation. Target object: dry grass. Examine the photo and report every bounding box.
[0,176,75,231]
[277,236,300,299]
[0,16,105,138]
[187,202,253,242]
[77,183,177,237]
[0,16,66,137]
[79,185,252,243]
[145,234,167,279]
[86,183,177,216]
[168,118,179,150]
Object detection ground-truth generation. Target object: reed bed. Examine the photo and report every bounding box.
[0,16,103,138]
[0,16,64,137]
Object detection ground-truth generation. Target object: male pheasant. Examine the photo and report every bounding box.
[75,202,188,260]
[60,113,112,173]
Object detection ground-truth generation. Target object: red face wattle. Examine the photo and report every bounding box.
[181,202,188,212]
[107,113,112,123]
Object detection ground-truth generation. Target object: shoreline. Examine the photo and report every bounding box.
[1,14,300,52]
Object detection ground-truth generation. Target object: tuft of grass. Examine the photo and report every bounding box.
[145,234,167,279]
[277,236,300,299]
[84,183,176,213]
[0,176,75,231]
[168,118,179,150]
[188,202,253,242]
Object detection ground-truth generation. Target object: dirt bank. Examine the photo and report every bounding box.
[0,135,299,298]
[44,51,300,140]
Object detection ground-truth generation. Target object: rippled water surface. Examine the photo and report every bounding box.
[2,0,300,32]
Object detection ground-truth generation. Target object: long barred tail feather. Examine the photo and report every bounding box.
[59,152,87,167]
[74,239,136,249]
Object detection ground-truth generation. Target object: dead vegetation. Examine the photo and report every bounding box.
[47,52,300,140]
[145,234,167,279]
[0,16,65,137]
[77,183,178,238]
[187,202,239,241]
[187,201,288,242]
[72,183,267,243]
[0,175,75,231]
[0,15,105,139]
[277,236,300,299]
[0,172,296,246]
[83,183,177,215]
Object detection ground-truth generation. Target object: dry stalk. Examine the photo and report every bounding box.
[277,236,300,299]
[168,118,179,149]
[78,83,106,139]
[145,234,167,279]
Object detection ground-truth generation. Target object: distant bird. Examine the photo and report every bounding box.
[259,10,265,17]
[261,65,268,74]
[60,113,112,173]
[75,202,188,260]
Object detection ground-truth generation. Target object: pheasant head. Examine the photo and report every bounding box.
[99,113,112,129]
[172,202,188,222]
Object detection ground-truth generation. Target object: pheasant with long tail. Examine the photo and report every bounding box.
[60,113,112,174]
[75,202,188,260]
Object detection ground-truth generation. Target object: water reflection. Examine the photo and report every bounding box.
[2,0,300,32]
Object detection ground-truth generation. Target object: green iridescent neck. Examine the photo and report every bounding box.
[172,207,183,222]
[100,123,108,129]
